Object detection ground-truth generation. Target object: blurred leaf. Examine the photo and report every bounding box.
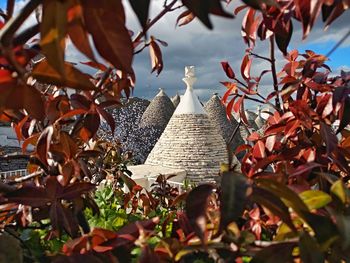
[299,231,324,263]
[32,59,96,90]
[331,180,347,204]
[129,0,150,30]
[251,242,295,263]
[67,0,96,62]
[275,20,293,55]
[181,0,233,29]
[83,0,133,73]
[41,0,68,76]
[299,190,332,210]
[185,184,214,244]
[219,172,248,232]
[242,0,279,10]
[252,186,296,232]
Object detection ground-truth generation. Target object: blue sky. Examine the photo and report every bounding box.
[1,0,349,102]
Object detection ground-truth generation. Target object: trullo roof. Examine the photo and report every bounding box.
[171,93,180,108]
[145,66,228,183]
[139,89,175,131]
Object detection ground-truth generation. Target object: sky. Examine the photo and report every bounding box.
[2,0,350,108]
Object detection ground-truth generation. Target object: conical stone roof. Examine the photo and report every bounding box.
[145,67,228,183]
[171,93,180,108]
[139,89,175,131]
[204,94,244,146]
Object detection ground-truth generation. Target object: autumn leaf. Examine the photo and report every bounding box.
[221,61,235,79]
[41,0,68,76]
[32,59,96,90]
[82,0,133,73]
[67,0,96,62]
[149,36,163,75]
[176,10,195,27]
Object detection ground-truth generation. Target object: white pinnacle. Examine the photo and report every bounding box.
[174,66,206,115]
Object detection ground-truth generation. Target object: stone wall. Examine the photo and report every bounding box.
[146,114,228,183]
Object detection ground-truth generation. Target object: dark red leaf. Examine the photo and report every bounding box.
[221,61,235,79]
[83,0,133,73]
[185,184,215,244]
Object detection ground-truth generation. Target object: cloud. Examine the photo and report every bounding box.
[10,0,350,105]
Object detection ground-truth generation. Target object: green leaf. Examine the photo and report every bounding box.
[41,0,68,76]
[299,232,324,263]
[299,190,332,210]
[219,172,249,232]
[331,180,347,204]
[335,214,350,249]
[251,242,295,263]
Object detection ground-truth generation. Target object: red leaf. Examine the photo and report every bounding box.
[83,0,133,73]
[149,36,163,76]
[265,135,276,152]
[221,61,235,79]
[252,140,266,159]
[176,10,195,27]
[241,54,252,80]
[291,162,322,177]
[4,187,50,207]
[320,122,338,154]
[235,144,252,154]
[185,184,215,244]
[59,182,95,200]
[67,1,96,62]
[80,61,107,71]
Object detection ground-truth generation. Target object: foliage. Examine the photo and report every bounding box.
[0,0,349,262]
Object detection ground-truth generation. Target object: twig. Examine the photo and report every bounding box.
[6,0,15,21]
[133,0,177,44]
[249,51,271,63]
[7,170,43,185]
[0,0,41,77]
[269,36,281,111]
[228,120,241,145]
[0,0,41,48]
[13,23,40,47]
[326,28,350,57]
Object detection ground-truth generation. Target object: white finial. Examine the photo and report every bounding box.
[183,66,197,90]
[174,66,206,115]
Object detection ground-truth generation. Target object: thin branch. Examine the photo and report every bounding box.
[13,23,40,47]
[6,0,15,21]
[326,28,350,57]
[249,51,271,63]
[133,0,178,44]
[0,0,41,78]
[0,0,41,48]
[270,36,281,111]
[228,120,241,145]
[7,170,43,185]
[0,153,30,160]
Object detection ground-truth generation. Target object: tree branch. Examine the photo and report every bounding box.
[7,170,43,185]
[133,0,178,44]
[270,36,281,111]
[6,0,15,21]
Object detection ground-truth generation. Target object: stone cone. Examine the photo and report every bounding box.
[145,68,228,183]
